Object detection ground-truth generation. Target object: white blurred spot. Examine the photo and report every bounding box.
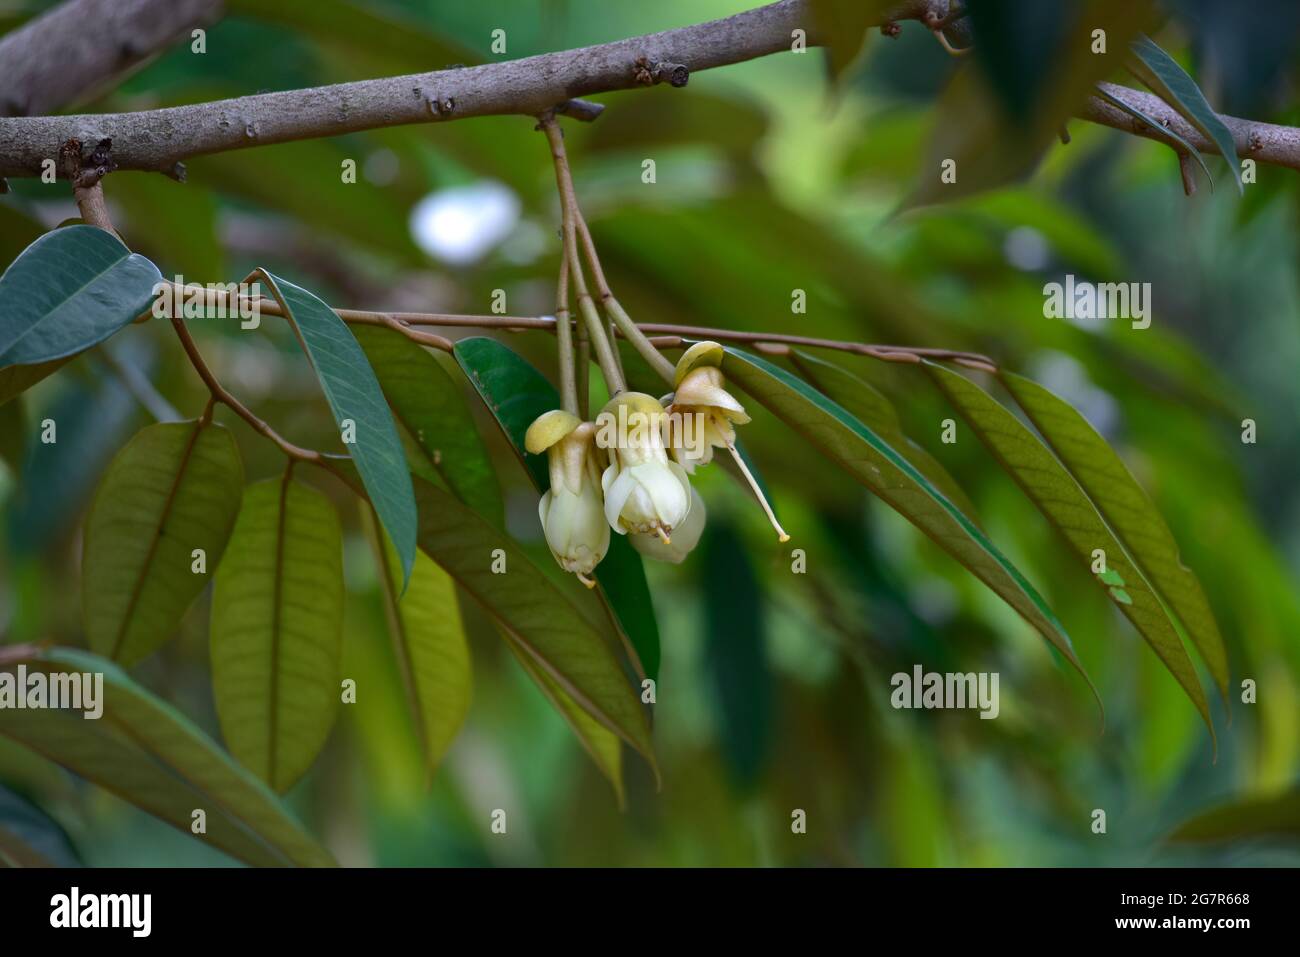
[1003,226,1050,271]
[1029,353,1119,438]
[409,180,520,265]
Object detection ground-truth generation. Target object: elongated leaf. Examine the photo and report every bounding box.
[362,506,471,776]
[255,270,416,586]
[1095,85,1214,189]
[791,350,980,521]
[455,336,661,681]
[0,226,162,365]
[721,347,1097,703]
[211,476,343,792]
[82,419,244,665]
[502,632,625,808]
[0,647,335,866]
[406,475,655,771]
[1128,35,1242,193]
[1167,789,1300,844]
[352,325,502,527]
[1001,372,1229,707]
[926,363,1214,741]
[0,358,68,407]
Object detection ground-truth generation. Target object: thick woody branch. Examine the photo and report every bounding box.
[1081,82,1300,172]
[0,0,224,118]
[0,0,942,178]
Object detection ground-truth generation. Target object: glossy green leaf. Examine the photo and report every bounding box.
[1167,789,1300,844]
[407,475,655,771]
[82,419,244,665]
[502,632,625,808]
[256,270,417,586]
[721,347,1097,702]
[211,476,343,793]
[362,506,471,777]
[454,336,661,681]
[0,225,162,365]
[1095,85,1214,189]
[0,647,334,866]
[926,363,1213,741]
[1001,372,1230,707]
[1129,35,1242,193]
[791,350,980,521]
[352,325,502,528]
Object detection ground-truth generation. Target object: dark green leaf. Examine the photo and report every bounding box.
[0,785,79,867]
[1001,372,1230,707]
[1167,789,1300,844]
[82,420,244,665]
[0,226,162,365]
[926,363,1214,741]
[256,270,417,586]
[1095,85,1215,189]
[352,324,502,528]
[0,647,335,866]
[0,358,68,407]
[721,347,1098,704]
[454,336,661,681]
[211,476,343,792]
[1129,35,1242,193]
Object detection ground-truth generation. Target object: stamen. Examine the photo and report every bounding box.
[577,572,597,589]
[725,438,790,542]
[656,526,672,545]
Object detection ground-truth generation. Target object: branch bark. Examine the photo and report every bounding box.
[0,0,224,118]
[1,0,1297,179]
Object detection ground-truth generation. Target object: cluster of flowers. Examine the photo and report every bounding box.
[527,342,788,585]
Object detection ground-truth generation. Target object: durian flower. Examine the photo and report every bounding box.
[629,486,706,563]
[525,410,609,586]
[663,341,789,543]
[596,392,693,543]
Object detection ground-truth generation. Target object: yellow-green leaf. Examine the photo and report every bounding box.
[82,419,243,665]
[211,476,343,792]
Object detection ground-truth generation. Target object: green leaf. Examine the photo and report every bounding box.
[502,632,625,808]
[1094,85,1215,189]
[82,419,244,666]
[790,350,980,522]
[926,363,1214,742]
[702,520,773,790]
[352,324,502,528]
[1128,35,1242,193]
[407,475,656,773]
[0,225,162,365]
[211,476,343,792]
[1167,788,1300,844]
[454,336,661,681]
[362,506,471,777]
[0,647,335,866]
[721,347,1097,704]
[808,0,896,82]
[255,270,417,586]
[1000,372,1230,707]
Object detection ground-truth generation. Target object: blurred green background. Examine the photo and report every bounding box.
[1,0,1298,866]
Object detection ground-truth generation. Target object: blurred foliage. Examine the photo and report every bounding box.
[1,0,1298,866]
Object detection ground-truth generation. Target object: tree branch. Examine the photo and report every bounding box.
[0,0,943,178]
[0,0,224,118]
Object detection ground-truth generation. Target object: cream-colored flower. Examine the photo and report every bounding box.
[629,486,706,563]
[525,410,609,586]
[596,392,693,542]
[662,341,789,543]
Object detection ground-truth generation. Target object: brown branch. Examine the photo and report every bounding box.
[0,0,224,119]
[0,0,946,178]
